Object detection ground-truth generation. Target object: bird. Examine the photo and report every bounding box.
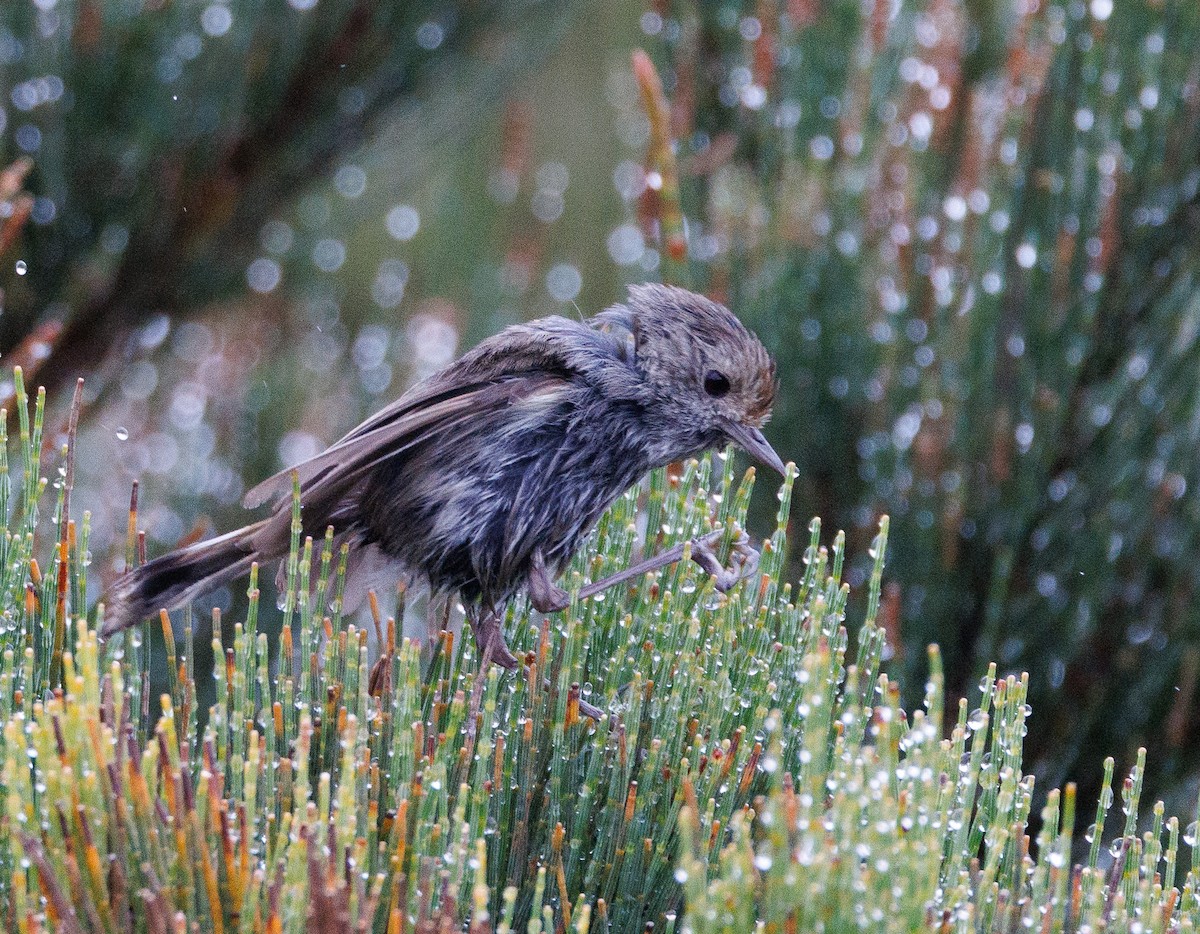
[100,283,784,685]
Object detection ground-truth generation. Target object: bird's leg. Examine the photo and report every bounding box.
[527,549,571,613]
[527,552,604,720]
[468,607,520,670]
[469,590,605,722]
[574,528,760,602]
[523,533,759,724]
[576,694,606,722]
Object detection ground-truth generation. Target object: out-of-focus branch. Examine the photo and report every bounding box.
[1,0,578,402]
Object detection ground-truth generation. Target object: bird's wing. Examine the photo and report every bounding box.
[333,312,640,443]
[328,377,478,446]
[242,373,569,509]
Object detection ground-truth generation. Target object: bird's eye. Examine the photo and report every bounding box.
[703,370,731,398]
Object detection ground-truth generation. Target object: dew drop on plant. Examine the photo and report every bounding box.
[15,260,26,275]
[116,426,129,441]
[1184,822,1198,846]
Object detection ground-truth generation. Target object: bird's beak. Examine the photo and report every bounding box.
[723,420,787,476]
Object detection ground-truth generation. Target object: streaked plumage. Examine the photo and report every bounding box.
[100,284,782,662]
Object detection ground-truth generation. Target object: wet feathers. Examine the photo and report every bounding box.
[100,284,780,637]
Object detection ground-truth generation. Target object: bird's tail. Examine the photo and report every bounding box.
[100,520,269,638]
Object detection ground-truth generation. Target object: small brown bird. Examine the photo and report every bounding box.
[101,284,783,681]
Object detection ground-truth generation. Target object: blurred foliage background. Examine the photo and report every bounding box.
[4,0,1200,821]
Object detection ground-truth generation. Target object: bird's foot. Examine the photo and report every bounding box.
[542,677,607,722]
[577,696,606,721]
[471,612,519,670]
[690,529,760,592]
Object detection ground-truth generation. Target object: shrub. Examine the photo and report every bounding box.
[0,371,1196,931]
[634,0,1200,813]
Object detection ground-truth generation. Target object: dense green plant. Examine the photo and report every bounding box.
[9,0,1200,824]
[635,0,1200,808]
[0,370,1198,931]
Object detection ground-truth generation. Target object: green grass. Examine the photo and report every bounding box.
[0,368,1196,932]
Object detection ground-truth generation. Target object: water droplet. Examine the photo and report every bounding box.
[14,260,26,275]
[115,426,129,441]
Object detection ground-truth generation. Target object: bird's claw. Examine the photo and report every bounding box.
[471,612,520,670]
[692,530,760,592]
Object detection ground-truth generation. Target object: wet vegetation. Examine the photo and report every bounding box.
[647,0,1200,817]
[5,0,1200,814]
[6,0,1200,927]
[0,382,1197,931]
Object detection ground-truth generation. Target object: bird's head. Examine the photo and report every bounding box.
[605,283,784,475]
